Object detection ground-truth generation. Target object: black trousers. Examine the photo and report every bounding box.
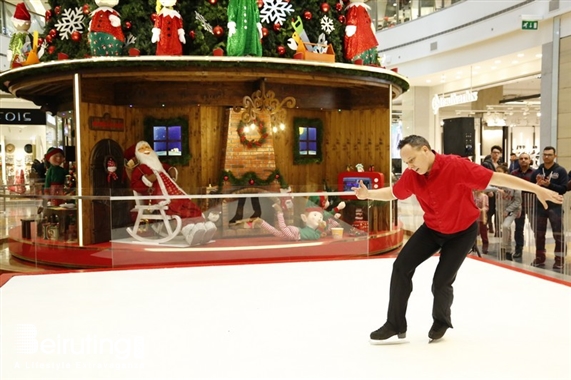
[386,222,478,332]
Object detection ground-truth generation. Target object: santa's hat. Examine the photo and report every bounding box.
[44,147,64,162]
[13,3,31,22]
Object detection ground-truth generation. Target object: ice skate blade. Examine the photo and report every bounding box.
[428,337,444,344]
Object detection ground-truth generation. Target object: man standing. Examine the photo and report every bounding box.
[482,146,503,234]
[353,135,562,343]
[511,152,534,258]
[530,147,568,270]
[508,152,520,172]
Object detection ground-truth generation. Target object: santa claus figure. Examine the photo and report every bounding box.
[344,0,380,65]
[88,0,125,56]
[127,141,218,246]
[151,0,185,56]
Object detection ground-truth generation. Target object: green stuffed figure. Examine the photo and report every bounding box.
[227,0,263,57]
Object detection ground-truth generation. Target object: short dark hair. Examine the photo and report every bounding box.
[543,146,556,154]
[491,145,502,153]
[397,135,431,150]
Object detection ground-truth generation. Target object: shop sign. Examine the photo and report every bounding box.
[432,91,478,114]
[0,108,46,125]
[89,113,124,131]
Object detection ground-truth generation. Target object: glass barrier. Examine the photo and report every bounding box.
[0,184,404,272]
[372,0,463,31]
[482,189,570,277]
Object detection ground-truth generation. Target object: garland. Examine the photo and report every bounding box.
[237,118,269,149]
[218,169,288,189]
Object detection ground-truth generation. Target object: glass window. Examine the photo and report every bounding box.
[152,125,182,157]
[294,118,322,164]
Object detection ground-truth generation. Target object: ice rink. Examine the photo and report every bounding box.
[1,256,570,379]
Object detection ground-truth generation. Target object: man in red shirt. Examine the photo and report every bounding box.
[353,135,563,343]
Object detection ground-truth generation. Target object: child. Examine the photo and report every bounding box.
[474,189,489,253]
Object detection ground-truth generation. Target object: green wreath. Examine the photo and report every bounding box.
[237,119,268,149]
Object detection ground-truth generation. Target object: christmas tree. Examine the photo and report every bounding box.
[40,1,351,63]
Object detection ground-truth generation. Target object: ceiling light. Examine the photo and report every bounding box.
[494,60,501,64]
[426,79,432,83]
[517,53,524,58]
[512,60,519,64]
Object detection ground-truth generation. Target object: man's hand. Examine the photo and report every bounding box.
[351,180,369,200]
[536,186,563,209]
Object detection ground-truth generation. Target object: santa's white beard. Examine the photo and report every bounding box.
[137,150,164,172]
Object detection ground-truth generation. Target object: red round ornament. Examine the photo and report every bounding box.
[275,174,280,180]
[45,9,52,21]
[151,13,158,22]
[249,179,255,185]
[303,11,312,20]
[54,6,61,15]
[335,3,343,12]
[273,23,281,32]
[338,15,346,24]
[49,28,57,38]
[48,45,56,55]
[257,0,264,7]
[37,37,44,46]
[124,21,132,30]
[209,0,217,4]
[45,35,53,44]
[224,175,229,181]
[189,30,196,39]
[82,4,90,15]
[213,25,224,37]
[71,31,81,42]
[261,27,268,38]
[277,45,286,56]
[321,3,330,13]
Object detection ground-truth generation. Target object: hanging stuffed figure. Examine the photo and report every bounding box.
[7,2,32,68]
[88,0,125,56]
[344,0,380,65]
[151,0,185,56]
[227,0,263,57]
[106,157,118,182]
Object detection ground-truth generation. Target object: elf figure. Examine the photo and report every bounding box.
[227,0,263,57]
[7,2,32,68]
[253,198,342,241]
[344,0,380,65]
[88,0,125,56]
[44,147,67,206]
[151,0,185,56]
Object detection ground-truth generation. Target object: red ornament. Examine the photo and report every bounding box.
[338,15,346,24]
[335,3,343,12]
[124,21,132,30]
[48,45,56,55]
[321,3,330,13]
[37,37,44,46]
[45,9,52,21]
[261,27,269,38]
[277,45,286,56]
[213,25,224,37]
[257,0,264,7]
[273,23,281,32]
[304,11,312,20]
[249,179,255,185]
[82,4,90,15]
[71,31,81,42]
[49,28,57,38]
[223,175,229,181]
[189,30,196,39]
[275,174,280,180]
[45,35,53,44]
[54,6,61,15]
[151,13,158,22]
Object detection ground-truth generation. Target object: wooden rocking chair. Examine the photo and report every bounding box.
[126,191,183,244]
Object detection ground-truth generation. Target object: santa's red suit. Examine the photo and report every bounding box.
[89,8,124,40]
[344,2,379,62]
[130,162,203,221]
[152,8,184,56]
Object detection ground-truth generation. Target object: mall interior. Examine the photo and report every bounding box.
[0,1,570,379]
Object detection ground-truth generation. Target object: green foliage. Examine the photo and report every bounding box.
[41,0,350,62]
[219,169,288,189]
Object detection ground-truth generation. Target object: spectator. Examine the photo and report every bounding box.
[511,152,534,258]
[508,152,520,172]
[530,147,568,270]
[482,145,503,235]
[496,165,522,260]
[474,189,489,254]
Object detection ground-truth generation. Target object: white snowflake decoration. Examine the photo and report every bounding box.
[260,0,295,25]
[314,33,329,54]
[195,11,213,34]
[54,7,85,40]
[125,33,137,47]
[321,15,334,35]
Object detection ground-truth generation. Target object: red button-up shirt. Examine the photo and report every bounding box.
[393,153,493,234]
